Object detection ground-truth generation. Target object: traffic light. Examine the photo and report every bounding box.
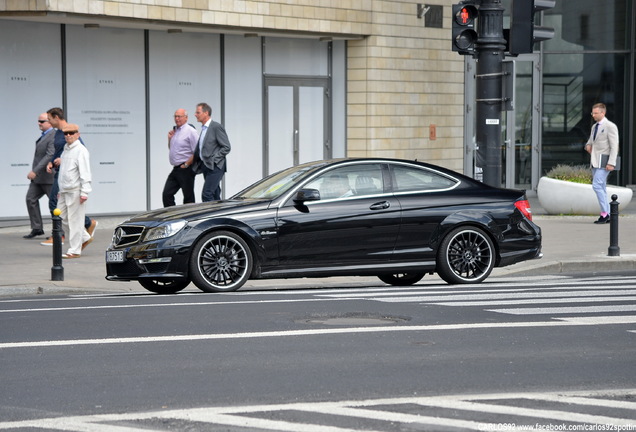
[452,2,478,55]
[508,0,555,55]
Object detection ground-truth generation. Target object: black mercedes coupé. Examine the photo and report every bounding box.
[106,158,542,293]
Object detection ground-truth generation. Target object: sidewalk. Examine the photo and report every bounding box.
[1,196,635,297]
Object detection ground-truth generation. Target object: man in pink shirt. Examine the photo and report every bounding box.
[162,108,199,207]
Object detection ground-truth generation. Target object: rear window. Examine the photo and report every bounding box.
[392,165,457,192]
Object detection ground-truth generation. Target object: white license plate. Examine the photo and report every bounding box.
[106,250,125,263]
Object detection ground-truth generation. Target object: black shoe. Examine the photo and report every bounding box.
[23,229,45,239]
[593,215,610,224]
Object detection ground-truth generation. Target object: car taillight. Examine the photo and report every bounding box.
[514,199,532,221]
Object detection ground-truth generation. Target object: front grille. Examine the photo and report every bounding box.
[107,260,143,277]
[113,225,145,247]
[143,262,170,273]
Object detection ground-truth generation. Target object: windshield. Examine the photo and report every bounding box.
[232,163,325,200]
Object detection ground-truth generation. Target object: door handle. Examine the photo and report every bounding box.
[370,201,390,210]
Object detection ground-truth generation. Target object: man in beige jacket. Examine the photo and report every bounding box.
[584,103,619,224]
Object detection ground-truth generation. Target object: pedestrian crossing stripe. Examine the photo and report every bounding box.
[0,389,634,431]
[319,288,636,301]
[488,304,636,315]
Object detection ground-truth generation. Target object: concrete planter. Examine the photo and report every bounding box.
[537,176,633,215]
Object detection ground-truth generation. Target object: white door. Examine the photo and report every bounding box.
[265,78,330,175]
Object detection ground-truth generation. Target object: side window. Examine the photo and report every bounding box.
[392,165,457,192]
[304,164,384,200]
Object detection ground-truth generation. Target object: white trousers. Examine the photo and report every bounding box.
[58,191,90,255]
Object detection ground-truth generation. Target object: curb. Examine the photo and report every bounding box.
[491,256,636,277]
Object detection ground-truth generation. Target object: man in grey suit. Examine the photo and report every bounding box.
[584,102,620,224]
[193,102,231,202]
[24,113,56,238]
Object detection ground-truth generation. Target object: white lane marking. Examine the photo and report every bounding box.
[488,304,636,315]
[3,317,636,349]
[0,275,624,303]
[1,389,635,431]
[163,411,380,432]
[2,277,635,307]
[0,412,370,432]
[430,296,636,306]
[15,417,143,431]
[0,298,341,313]
[8,287,631,314]
[557,315,636,325]
[288,405,486,430]
[412,398,636,426]
[365,289,636,303]
[518,393,636,410]
[320,286,636,299]
[316,280,636,298]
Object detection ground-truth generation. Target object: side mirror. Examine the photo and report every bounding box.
[294,188,321,203]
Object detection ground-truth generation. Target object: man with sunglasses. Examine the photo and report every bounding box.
[56,124,93,259]
[42,107,97,246]
[23,113,55,239]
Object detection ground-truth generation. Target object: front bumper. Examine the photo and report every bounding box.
[105,243,191,282]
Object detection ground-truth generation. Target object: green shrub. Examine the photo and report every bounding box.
[545,164,592,184]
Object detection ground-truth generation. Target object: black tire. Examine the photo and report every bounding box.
[138,278,190,294]
[378,273,424,286]
[189,230,253,292]
[436,226,495,284]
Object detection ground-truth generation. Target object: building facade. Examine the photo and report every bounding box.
[1,1,633,219]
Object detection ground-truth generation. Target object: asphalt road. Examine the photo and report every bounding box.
[1,272,635,431]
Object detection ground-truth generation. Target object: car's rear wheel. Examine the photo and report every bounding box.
[378,273,424,286]
[138,278,190,294]
[437,226,495,284]
[189,230,253,293]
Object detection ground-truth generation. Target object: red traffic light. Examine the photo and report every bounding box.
[455,5,477,26]
[452,3,478,54]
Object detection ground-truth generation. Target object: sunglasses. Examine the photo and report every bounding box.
[38,120,49,123]
[64,131,78,136]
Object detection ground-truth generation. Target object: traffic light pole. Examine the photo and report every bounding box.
[474,0,507,187]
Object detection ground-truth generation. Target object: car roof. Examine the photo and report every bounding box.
[300,157,482,186]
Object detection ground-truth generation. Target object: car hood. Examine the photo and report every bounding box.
[122,200,271,224]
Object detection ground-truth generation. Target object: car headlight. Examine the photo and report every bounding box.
[144,220,187,241]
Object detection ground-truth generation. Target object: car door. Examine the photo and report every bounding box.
[275,163,401,270]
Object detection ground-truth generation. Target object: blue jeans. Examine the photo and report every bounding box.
[592,167,610,215]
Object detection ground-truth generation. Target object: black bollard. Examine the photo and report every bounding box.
[51,209,64,281]
[608,194,620,257]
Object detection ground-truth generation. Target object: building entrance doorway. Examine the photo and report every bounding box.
[264,77,331,176]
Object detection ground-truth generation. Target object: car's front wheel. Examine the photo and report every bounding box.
[189,230,253,292]
[378,273,424,286]
[138,278,190,294]
[437,226,495,284]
